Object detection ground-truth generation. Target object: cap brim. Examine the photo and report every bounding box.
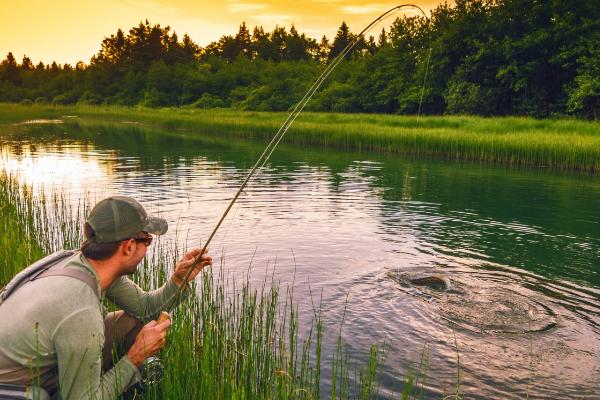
[144,216,168,236]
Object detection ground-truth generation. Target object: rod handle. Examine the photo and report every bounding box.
[157,311,170,324]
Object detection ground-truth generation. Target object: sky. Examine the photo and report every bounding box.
[1,0,447,65]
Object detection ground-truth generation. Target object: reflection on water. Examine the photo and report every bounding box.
[0,144,108,188]
[1,122,600,398]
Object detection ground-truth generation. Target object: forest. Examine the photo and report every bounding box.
[0,0,598,118]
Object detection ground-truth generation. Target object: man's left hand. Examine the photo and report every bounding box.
[172,248,212,288]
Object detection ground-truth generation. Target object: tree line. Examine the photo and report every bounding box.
[0,0,598,118]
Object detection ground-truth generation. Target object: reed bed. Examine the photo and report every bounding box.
[0,172,435,399]
[0,173,84,285]
[1,103,599,172]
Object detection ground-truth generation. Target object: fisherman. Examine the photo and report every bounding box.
[0,196,212,399]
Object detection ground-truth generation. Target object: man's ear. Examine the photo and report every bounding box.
[120,239,135,256]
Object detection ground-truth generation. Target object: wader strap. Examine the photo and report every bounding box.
[35,269,100,300]
[0,251,100,304]
[0,251,75,302]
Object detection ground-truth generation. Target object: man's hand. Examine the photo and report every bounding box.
[171,248,212,288]
[126,318,171,367]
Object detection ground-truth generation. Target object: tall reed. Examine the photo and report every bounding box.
[0,172,84,285]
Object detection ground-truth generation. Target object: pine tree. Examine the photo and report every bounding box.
[271,26,287,61]
[20,55,33,70]
[1,52,19,83]
[378,28,389,47]
[251,26,273,60]
[235,22,251,58]
[318,36,330,63]
[329,22,352,61]
[367,36,377,55]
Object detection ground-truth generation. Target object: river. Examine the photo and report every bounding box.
[1,119,599,399]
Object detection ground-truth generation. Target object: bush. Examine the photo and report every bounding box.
[77,90,102,105]
[192,93,226,109]
[142,89,173,108]
[310,82,360,113]
[567,39,600,119]
[52,93,78,105]
[445,81,493,116]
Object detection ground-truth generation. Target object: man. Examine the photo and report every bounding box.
[0,196,212,399]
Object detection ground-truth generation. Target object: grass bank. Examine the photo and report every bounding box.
[0,173,439,399]
[1,103,599,173]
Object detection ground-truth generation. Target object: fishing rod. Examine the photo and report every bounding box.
[165,4,429,310]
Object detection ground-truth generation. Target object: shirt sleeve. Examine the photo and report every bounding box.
[105,276,187,321]
[53,308,141,400]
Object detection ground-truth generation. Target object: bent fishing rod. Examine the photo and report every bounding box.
[163,4,429,312]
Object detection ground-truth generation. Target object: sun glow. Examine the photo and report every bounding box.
[0,1,447,65]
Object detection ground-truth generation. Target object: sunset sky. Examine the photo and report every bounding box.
[1,0,446,65]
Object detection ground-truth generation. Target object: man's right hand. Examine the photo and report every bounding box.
[126,318,171,367]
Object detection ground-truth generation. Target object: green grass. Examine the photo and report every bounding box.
[1,103,599,172]
[0,172,440,399]
[0,173,84,285]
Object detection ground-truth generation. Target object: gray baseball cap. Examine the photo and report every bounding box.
[87,196,168,243]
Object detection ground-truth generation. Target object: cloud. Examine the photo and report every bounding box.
[125,0,180,16]
[340,4,388,15]
[227,2,267,13]
[252,13,295,25]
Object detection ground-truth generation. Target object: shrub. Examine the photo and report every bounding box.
[192,93,226,109]
[445,81,492,116]
[52,93,78,105]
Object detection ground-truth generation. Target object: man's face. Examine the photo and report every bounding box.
[120,232,152,275]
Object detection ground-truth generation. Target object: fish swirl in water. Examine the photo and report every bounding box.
[439,287,557,334]
[388,270,557,334]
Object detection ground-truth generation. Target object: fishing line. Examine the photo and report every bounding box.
[169,4,430,305]
[417,46,433,119]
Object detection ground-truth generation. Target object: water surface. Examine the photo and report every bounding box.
[1,120,599,399]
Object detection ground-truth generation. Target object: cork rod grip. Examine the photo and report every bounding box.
[157,311,170,324]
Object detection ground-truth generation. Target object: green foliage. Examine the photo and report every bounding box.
[445,81,491,115]
[77,90,102,105]
[310,82,359,113]
[143,60,179,107]
[52,93,77,105]
[0,1,599,117]
[567,33,600,119]
[192,93,225,109]
[0,173,84,287]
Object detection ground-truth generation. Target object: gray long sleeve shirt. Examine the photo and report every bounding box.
[0,252,183,399]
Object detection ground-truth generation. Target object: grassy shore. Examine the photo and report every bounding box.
[1,103,599,173]
[1,172,443,399]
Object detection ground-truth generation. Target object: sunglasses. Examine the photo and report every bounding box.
[132,235,153,247]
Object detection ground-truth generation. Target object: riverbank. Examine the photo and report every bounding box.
[2,103,599,172]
